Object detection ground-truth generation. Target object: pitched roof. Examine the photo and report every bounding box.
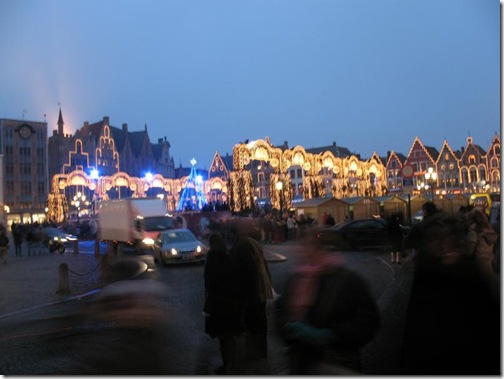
[128,130,148,157]
[304,142,353,157]
[295,197,337,207]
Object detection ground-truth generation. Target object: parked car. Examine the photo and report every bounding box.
[42,227,78,254]
[152,228,207,265]
[317,218,391,251]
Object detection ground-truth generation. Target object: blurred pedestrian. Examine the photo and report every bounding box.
[26,224,38,256]
[325,213,335,226]
[36,224,45,255]
[229,219,273,369]
[275,234,381,374]
[12,223,24,257]
[66,258,172,375]
[464,206,498,277]
[388,212,403,264]
[286,214,298,240]
[203,233,244,375]
[403,201,439,265]
[0,224,10,264]
[400,213,500,375]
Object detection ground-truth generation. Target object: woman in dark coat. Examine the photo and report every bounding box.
[203,233,244,374]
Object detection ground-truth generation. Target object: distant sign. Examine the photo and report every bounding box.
[401,164,414,178]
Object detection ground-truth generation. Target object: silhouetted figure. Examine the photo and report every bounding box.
[403,201,439,265]
[12,223,24,257]
[465,206,499,278]
[400,213,500,375]
[203,233,244,374]
[325,213,335,226]
[0,224,9,264]
[229,219,273,369]
[388,213,403,264]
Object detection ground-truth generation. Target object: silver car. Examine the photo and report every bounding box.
[153,228,207,265]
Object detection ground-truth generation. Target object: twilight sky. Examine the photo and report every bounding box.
[0,0,500,169]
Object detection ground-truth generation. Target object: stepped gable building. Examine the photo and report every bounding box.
[436,139,463,193]
[48,110,176,182]
[384,151,407,192]
[208,152,233,181]
[459,135,499,193]
[383,135,500,195]
[486,133,501,193]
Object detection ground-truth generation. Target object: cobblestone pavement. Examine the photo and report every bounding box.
[0,240,408,375]
[0,241,294,375]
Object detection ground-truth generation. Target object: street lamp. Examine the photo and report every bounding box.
[71,192,88,224]
[424,167,437,201]
[417,182,425,192]
[275,181,284,214]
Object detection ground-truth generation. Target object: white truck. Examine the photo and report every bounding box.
[97,198,181,252]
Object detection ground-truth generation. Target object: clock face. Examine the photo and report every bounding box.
[19,125,32,139]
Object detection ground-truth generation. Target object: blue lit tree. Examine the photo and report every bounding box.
[176,158,208,212]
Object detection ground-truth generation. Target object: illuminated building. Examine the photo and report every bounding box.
[384,134,500,197]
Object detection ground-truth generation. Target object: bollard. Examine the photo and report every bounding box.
[107,242,114,259]
[94,239,100,257]
[73,239,79,254]
[56,263,70,294]
[100,255,110,286]
[117,244,124,260]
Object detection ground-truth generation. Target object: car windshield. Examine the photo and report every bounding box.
[162,230,197,244]
[144,216,174,231]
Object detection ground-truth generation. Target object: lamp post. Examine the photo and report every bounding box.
[275,181,284,215]
[424,167,437,201]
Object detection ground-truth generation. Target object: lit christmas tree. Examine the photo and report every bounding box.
[176,158,208,212]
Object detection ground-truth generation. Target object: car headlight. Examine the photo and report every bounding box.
[170,248,178,256]
[196,245,202,253]
[143,238,155,246]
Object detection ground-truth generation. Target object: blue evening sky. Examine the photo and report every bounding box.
[0,0,500,169]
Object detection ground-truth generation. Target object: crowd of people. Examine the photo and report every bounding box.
[2,200,500,375]
[201,201,501,375]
